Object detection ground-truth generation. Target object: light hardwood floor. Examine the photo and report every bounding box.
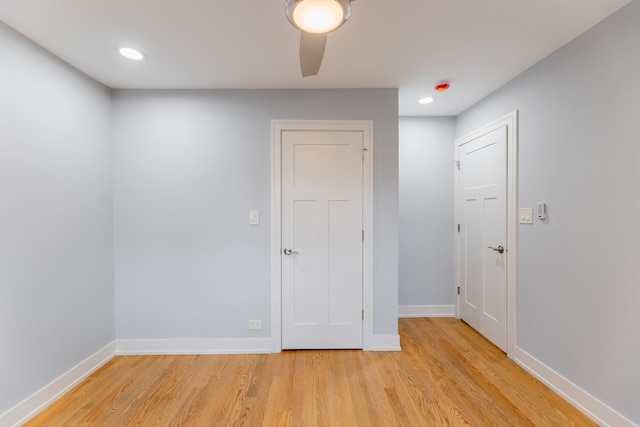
[25,318,596,426]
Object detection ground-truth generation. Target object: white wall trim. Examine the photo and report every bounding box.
[116,338,273,355]
[454,110,519,359]
[271,120,374,352]
[0,341,116,427]
[372,334,401,351]
[398,305,455,318]
[515,347,635,427]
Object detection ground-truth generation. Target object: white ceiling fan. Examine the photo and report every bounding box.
[285,0,352,77]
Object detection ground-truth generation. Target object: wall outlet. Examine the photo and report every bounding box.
[248,320,262,330]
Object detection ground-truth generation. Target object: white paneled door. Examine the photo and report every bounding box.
[458,126,508,352]
[281,130,364,349]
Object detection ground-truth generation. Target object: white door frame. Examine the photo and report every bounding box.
[454,111,518,359]
[271,120,374,352]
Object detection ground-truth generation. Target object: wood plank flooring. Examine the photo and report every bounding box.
[25,318,596,426]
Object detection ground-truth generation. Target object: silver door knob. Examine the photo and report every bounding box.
[488,245,505,254]
[283,248,299,255]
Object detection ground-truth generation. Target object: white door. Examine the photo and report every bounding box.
[281,130,363,349]
[458,126,508,351]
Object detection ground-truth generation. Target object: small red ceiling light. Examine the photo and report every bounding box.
[434,83,450,92]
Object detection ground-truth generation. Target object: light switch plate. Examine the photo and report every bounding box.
[519,208,533,224]
[249,210,259,225]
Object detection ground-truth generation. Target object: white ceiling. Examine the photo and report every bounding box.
[0,0,631,116]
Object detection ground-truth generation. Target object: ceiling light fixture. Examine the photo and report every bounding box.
[285,0,351,34]
[419,97,434,104]
[118,47,145,61]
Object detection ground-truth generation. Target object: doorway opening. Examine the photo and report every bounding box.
[454,111,518,358]
[271,120,374,352]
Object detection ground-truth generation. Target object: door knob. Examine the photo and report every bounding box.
[283,248,299,255]
[488,245,505,254]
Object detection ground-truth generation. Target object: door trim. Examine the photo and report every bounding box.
[270,120,374,352]
[454,111,518,359]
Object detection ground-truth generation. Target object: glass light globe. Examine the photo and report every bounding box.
[285,0,351,34]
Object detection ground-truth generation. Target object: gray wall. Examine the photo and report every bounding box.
[111,89,399,339]
[399,117,455,306]
[0,22,114,414]
[456,2,640,423]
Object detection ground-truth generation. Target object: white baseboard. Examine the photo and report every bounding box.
[116,337,273,355]
[515,347,636,427]
[398,304,455,318]
[372,334,401,351]
[0,341,116,427]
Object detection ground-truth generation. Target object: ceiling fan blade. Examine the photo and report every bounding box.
[300,32,327,77]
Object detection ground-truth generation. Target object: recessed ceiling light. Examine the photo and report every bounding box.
[118,47,145,61]
[418,97,434,104]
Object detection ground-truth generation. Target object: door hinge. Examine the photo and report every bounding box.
[457,286,460,295]
[362,310,364,320]
[454,160,460,170]
[362,230,364,241]
[457,224,460,232]
[362,147,368,161]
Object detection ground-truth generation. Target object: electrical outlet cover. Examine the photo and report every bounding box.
[248,320,262,330]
